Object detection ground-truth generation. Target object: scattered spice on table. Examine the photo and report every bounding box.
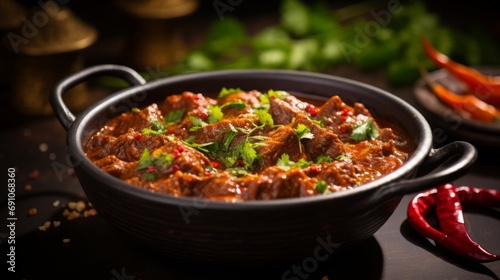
[28,208,38,216]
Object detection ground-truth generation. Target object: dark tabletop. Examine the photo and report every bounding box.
[1,1,500,279]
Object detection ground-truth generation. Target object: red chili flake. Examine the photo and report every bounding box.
[172,150,180,159]
[235,159,244,167]
[172,164,180,172]
[134,133,143,140]
[339,126,346,133]
[310,164,321,172]
[211,161,219,168]
[306,105,318,116]
[185,93,192,100]
[200,111,208,119]
[28,168,39,180]
[340,116,347,122]
[205,171,213,177]
[342,108,349,116]
[147,166,155,173]
[194,95,201,101]
[177,146,184,153]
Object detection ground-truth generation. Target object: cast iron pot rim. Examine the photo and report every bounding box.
[69,69,432,210]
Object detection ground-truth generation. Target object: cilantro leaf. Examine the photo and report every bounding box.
[315,180,329,194]
[220,100,247,110]
[226,167,251,177]
[277,153,293,171]
[142,120,167,136]
[351,118,379,141]
[143,172,157,181]
[136,149,152,170]
[189,116,207,131]
[295,123,314,140]
[277,153,312,171]
[208,105,224,124]
[218,87,242,98]
[182,140,218,154]
[152,153,174,168]
[315,155,332,164]
[259,89,289,104]
[241,141,257,169]
[141,128,163,136]
[255,109,274,126]
[294,123,314,153]
[165,109,186,125]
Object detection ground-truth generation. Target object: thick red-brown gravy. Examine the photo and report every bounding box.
[83,89,414,202]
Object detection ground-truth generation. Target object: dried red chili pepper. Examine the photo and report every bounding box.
[407,183,500,262]
[421,36,500,107]
[418,64,500,123]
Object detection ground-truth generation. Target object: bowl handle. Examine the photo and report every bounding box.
[370,141,477,204]
[50,64,146,131]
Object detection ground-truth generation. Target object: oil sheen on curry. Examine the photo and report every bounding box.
[83,88,414,202]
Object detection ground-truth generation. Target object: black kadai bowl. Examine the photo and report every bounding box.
[50,65,477,263]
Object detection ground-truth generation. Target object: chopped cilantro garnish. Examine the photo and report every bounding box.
[141,128,163,136]
[351,118,379,141]
[151,120,165,131]
[206,101,247,124]
[165,109,186,125]
[218,87,242,98]
[276,153,313,171]
[221,100,247,110]
[208,105,224,124]
[335,153,349,161]
[136,148,174,170]
[182,138,219,153]
[294,123,314,152]
[131,107,140,113]
[315,180,329,194]
[259,89,289,104]
[136,148,153,170]
[142,120,167,136]
[143,172,157,181]
[136,148,174,180]
[315,155,332,164]
[226,167,251,177]
[254,109,274,126]
[310,117,324,128]
[223,126,238,151]
[189,116,208,131]
[186,121,268,171]
[268,89,289,99]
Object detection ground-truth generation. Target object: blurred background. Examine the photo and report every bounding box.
[1,0,499,118]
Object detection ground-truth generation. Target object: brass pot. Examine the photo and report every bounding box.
[115,0,199,69]
[7,5,97,115]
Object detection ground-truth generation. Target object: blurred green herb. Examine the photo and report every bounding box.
[106,0,500,87]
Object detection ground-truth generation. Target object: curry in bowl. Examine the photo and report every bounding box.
[83,88,414,202]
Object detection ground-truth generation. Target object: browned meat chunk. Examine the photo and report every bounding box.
[109,129,170,162]
[292,113,345,160]
[256,125,307,169]
[269,94,310,125]
[161,91,215,116]
[242,166,315,200]
[102,104,164,137]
